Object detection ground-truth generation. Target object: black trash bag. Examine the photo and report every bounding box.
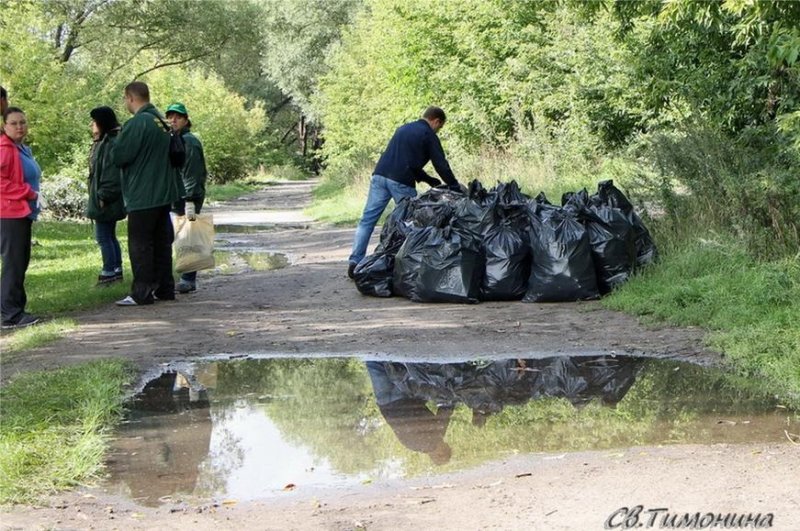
[354,252,395,297]
[561,188,590,217]
[493,180,528,205]
[415,227,483,303]
[412,200,454,228]
[534,191,554,205]
[451,197,495,249]
[523,212,600,302]
[584,202,636,294]
[527,196,561,222]
[468,179,495,206]
[379,197,415,248]
[595,180,658,267]
[480,222,531,301]
[393,226,435,301]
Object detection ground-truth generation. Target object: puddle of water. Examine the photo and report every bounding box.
[104,356,796,506]
[212,250,290,274]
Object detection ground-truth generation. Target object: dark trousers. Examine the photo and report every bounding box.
[172,199,203,283]
[0,217,32,323]
[127,205,174,304]
[95,220,123,275]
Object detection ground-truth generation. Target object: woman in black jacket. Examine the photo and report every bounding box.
[87,106,126,284]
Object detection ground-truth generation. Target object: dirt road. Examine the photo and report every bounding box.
[2,180,797,530]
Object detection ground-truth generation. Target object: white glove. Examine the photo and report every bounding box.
[186,202,196,221]
[35,192,46,210]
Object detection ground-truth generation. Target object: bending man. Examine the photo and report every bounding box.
[348,106,460,278]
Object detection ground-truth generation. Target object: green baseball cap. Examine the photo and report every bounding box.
[165,102,188,116]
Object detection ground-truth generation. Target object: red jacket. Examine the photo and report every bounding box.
[0,133,36,219]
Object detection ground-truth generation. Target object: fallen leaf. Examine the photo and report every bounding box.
[283,483,297,491]
[222,499,238,506]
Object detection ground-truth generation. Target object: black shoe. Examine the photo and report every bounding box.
[347,262,357,280]
[1,313,41,329]
[96,274,118,286]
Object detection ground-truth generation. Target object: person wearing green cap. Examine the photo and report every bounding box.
[166,102,208,294]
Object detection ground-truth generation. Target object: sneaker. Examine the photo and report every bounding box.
[176,281,196,294]
[347,262,357,280]
[114,271,124,281]
[1,313,40,330]
[115,295,139,306]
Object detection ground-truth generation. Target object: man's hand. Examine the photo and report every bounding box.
[419,174,442,188]
[99,199,105,209]
[447,182,465,193]
[186,202,197,221]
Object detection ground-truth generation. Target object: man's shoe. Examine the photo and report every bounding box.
[114,271,124,281]
[1,313,40,330]
[96,274,118,286]
[176,281,196,294]
[347,262,357,280]
[115,295,139,306]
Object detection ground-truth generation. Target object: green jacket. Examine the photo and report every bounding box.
[86,131,126,222]
[179,129,207,201]
[110,103,180,212]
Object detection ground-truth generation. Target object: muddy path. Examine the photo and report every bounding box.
[3,180,799,531]
[1,179,714,383]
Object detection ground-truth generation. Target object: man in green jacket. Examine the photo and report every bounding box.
[166,102,208,294]
[111,81,180,306]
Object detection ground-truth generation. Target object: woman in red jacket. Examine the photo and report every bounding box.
[1,106,42,329]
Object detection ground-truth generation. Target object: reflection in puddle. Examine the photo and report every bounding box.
[105,356,795,506]
[212,250,290,274]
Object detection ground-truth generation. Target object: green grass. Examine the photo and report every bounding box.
[604,237,800,407]
[26,221,130,316]
[0,360,135,504]
[1,318,77,354]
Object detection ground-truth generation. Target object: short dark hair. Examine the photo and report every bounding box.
[2,106,24,123]
[422,106,446,123]
[0,86,7,99]
[124,81,150,102]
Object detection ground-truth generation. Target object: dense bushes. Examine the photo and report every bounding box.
[313,0,800,259]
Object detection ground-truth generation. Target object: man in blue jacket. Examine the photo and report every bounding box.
[348,106,461,278]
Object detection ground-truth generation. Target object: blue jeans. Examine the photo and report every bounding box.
[349,175,417,265]
[95,220,122,276]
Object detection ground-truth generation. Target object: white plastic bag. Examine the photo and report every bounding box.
[173,214,215,273]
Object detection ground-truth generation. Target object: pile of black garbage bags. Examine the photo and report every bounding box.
[354,179,657,303]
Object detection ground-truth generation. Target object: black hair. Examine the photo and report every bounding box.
[0,86,7,99]
[422,106,446,123]
[2,106,24,123]
[90,106,120,137]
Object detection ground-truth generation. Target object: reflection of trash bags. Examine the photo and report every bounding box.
[393,227,434,301]
[524,212,599,302]
[416,227,483,303]
[354,252,395,297]
[369,355,642,418]
[173,214,215,273]
[595,180,657,267]
[584,203,636,294]
[481,223,530,301]
[531,356,642,406]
